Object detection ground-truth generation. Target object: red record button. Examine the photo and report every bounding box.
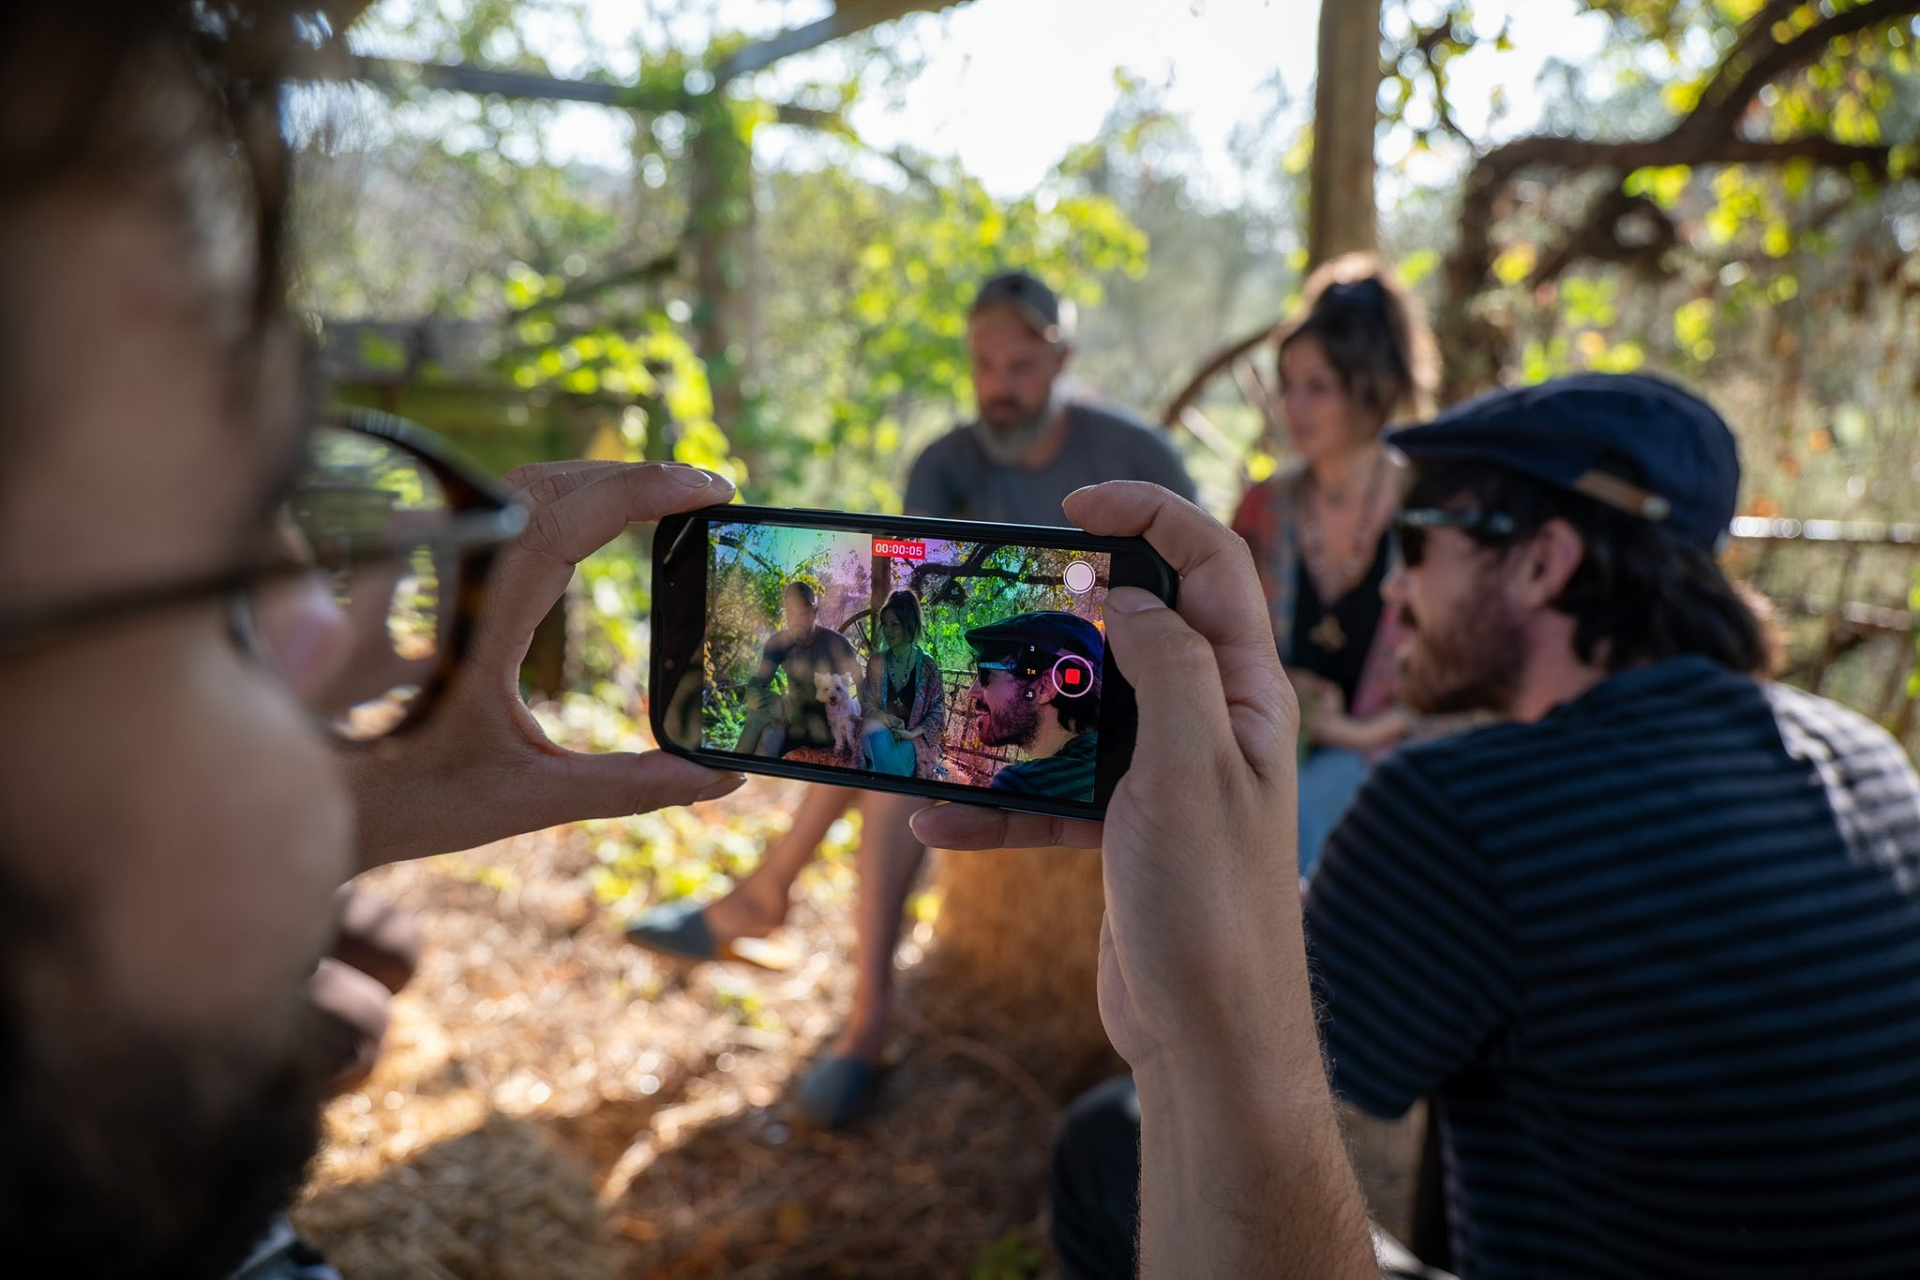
[1053,654,1095,698]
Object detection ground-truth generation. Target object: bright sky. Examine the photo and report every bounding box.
[819,0,1611,198]
[356,0,1616,199]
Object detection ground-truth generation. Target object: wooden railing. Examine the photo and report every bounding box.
[1727,521,1919,753]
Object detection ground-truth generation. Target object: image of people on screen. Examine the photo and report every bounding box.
[701,523,1107,796]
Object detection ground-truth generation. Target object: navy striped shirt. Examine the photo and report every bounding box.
[989,730,1098,802]
[1307,657,1920,1279]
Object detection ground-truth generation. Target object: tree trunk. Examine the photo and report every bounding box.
[686,101,755,436]
[1307,0,1382,268]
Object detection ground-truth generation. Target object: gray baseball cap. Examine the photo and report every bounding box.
[970,270,1075,344]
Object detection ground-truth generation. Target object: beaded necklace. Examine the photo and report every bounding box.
[1298,450,1388,652]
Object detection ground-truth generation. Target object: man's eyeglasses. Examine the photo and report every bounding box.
[0,408,526,742]
[1392,507,1518,567]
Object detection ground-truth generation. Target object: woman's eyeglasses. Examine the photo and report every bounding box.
[0,408,526,742]
[1392,506,1517,567]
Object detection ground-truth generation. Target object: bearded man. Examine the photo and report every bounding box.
[1049,373,1920,1280]
[902,270,1194,523]
[964,611,1104,803]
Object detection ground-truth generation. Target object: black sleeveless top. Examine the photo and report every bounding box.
[883,656,920,723]
[1290,531,1392,707]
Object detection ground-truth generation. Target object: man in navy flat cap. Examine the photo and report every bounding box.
[1049,373,1920,1280]
[964,610,1105,802]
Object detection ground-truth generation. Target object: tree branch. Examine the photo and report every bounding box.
[1161,323,1276,426]
[348,55,684,111]
[1527,188,1677,289]
[1684,0,1801,128]
[766,103,940,190]
[1471,132,1889,189]
[1435,0,1918,399]
[1403,17,1474,146]
[1689,0,1913,139]
[714,0,974,83]
[507,247,684,320]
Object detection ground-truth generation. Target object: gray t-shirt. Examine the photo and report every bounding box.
[903,402,1196,526]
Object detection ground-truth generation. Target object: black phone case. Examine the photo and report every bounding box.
[648,504,1178,822]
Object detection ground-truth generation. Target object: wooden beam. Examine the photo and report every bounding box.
[348,55,684,111]
[346,60,853,131]
[715,0,975,83]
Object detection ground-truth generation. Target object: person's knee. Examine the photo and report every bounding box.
[1055,1075,1142,1176]
[1051,1076,1142,1280]
[1052,1077,1142,1212]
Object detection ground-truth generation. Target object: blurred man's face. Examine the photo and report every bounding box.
[782,587,817,635]
[967,306,1067,445]
[971,668,1042,748]
[1383,517,1526,716]
[0,118,354,1271]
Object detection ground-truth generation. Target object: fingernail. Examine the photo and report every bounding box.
[1105,587,1167,615]
[694,773,747,801]
[667,466,717,487]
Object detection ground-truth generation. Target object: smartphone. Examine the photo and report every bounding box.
[650,505,1178,821]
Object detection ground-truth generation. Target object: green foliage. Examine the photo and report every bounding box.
[969,1231,1042,1280]
[540,686,862,908]
[1908,565,1920,701]
[746,155,1147,509]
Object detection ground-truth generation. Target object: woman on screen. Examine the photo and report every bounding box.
[858,590,946,778]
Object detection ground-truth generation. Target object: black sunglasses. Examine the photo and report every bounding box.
[1392,506,1518,567]
[0,408,526,742]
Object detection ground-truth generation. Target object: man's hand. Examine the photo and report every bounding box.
[910,481,1374,1279]
[343,462,745,871]
[911,481,1302,1069]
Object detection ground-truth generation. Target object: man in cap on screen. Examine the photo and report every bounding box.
[966,610,1104,803]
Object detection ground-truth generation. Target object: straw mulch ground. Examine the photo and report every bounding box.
[293,777,1070,1280]
[292,776,1424,1278]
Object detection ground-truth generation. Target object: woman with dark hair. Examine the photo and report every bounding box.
[1231,253,1440,874]
[857,590,945,778]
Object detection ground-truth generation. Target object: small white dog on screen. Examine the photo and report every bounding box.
[814,670,863,760]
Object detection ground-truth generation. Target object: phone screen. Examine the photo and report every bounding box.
[688,518,1117,805]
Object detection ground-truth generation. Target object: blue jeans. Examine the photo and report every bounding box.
[861,723,917,776]
[1299,746,1369,877]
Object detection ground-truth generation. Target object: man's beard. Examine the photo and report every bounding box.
[0,1001,332,1277]
[1397,592,1527,717]
[972,386,1060,465]
[979,692,1041,749]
